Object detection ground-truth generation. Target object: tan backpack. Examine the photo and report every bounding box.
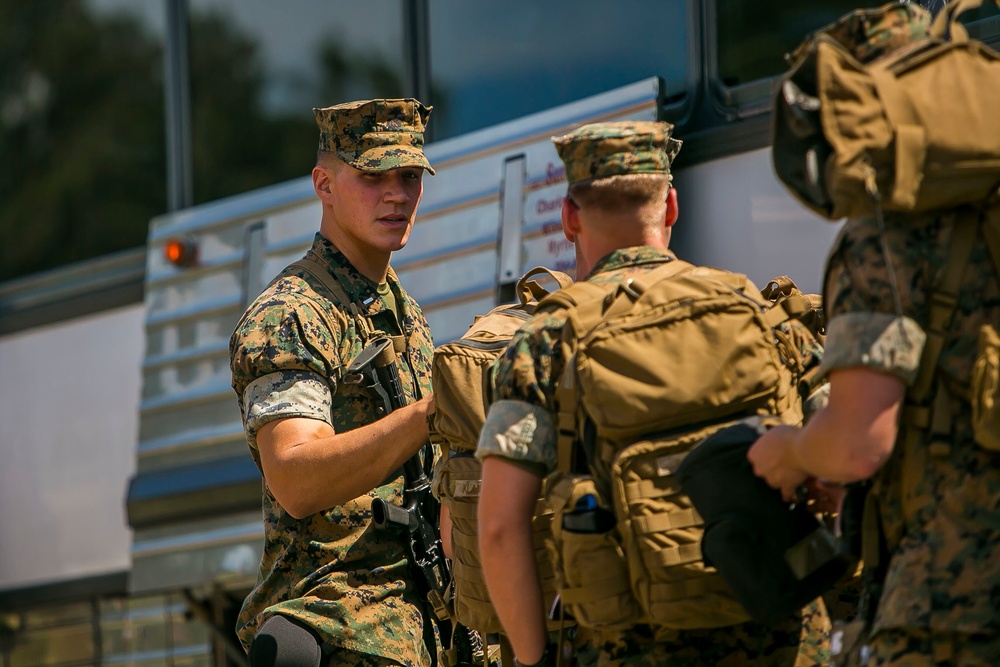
[537,259,823,631]
[773,0,1000,221]
[429,266,573,637]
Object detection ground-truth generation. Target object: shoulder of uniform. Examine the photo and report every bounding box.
[238,273,349,336]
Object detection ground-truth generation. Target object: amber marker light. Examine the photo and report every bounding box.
[163,238,199,268]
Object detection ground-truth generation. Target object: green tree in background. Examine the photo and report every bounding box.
[187,10,317,205]
[0,0,165,282]
[0,1,408,283]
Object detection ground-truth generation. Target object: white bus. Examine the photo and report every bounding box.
[2,3,997,667]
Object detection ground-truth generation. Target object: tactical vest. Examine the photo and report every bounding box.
[537,258,824,631]
[429,267,573,640]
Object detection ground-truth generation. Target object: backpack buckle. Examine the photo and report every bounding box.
[621,278,642,300]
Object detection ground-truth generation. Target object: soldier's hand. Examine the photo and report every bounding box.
[747,424,811,502]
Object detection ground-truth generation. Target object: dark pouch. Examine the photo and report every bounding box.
[677,419,851,623]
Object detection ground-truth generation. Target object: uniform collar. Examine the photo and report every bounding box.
[584,246,677,279]
[309,233,413,324]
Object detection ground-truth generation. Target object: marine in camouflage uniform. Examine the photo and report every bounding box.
[826,208,999,665]
[475,121,831,667]
[751,205,1000,665]
[230,99,439,667]
[750,3,1000,663]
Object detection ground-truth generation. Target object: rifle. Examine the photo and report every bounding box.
[347,337,483,666]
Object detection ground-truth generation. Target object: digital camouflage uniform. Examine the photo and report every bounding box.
[229,99,438,667]
[821,208,1000,665]
[477,121,831,666]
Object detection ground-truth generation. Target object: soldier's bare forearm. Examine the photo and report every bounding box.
[479,457,548,664]
[258,397,432,517]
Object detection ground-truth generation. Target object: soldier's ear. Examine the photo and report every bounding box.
[562,196,581,243]
[312,166,336,205]
[664,188,679,228]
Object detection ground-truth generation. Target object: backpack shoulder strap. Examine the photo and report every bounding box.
[291,255,353,306]
[870,208,979,574]
[907,208,978,406]
[289,256,389,357]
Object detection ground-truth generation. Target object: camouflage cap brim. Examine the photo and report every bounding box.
[340,145,436,175]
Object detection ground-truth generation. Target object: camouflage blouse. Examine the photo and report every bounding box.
[229,233,436,664]
[822,210,1000,636]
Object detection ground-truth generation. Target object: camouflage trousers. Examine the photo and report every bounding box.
[870,628,1000,666]
[326,649,402,667]
[574,597,830,666]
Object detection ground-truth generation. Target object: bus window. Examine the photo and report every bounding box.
[427,0,690,140]
[718,1,1000,89]
[716,1,863,88]
[963,3,1000,45]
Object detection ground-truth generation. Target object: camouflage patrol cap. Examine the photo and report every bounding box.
[313,98,435,174]
[552,121,682,186]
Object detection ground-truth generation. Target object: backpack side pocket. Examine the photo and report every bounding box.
[547,474,639,630]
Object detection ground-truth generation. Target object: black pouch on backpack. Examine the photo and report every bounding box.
[677,419,852,624]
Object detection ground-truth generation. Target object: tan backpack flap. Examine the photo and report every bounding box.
[430,324,524,452]
[855,29,1000,211]
[575,271,787,442]
[774,0,1000,220]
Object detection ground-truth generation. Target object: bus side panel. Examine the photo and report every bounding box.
[673,148,843,295]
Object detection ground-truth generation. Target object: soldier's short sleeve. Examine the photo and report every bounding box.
[820,217,927,384]
[242,371,333,448]
[476,323,562,475]
[230,293,343,446]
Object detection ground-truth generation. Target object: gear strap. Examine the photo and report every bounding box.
[290,255,406,355]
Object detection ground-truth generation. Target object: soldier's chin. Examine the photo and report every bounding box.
[379,234,410,253]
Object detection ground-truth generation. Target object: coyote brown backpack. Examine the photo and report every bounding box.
[537,258,824,631]
[429,266,572,637]
[773,0,1000,221]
